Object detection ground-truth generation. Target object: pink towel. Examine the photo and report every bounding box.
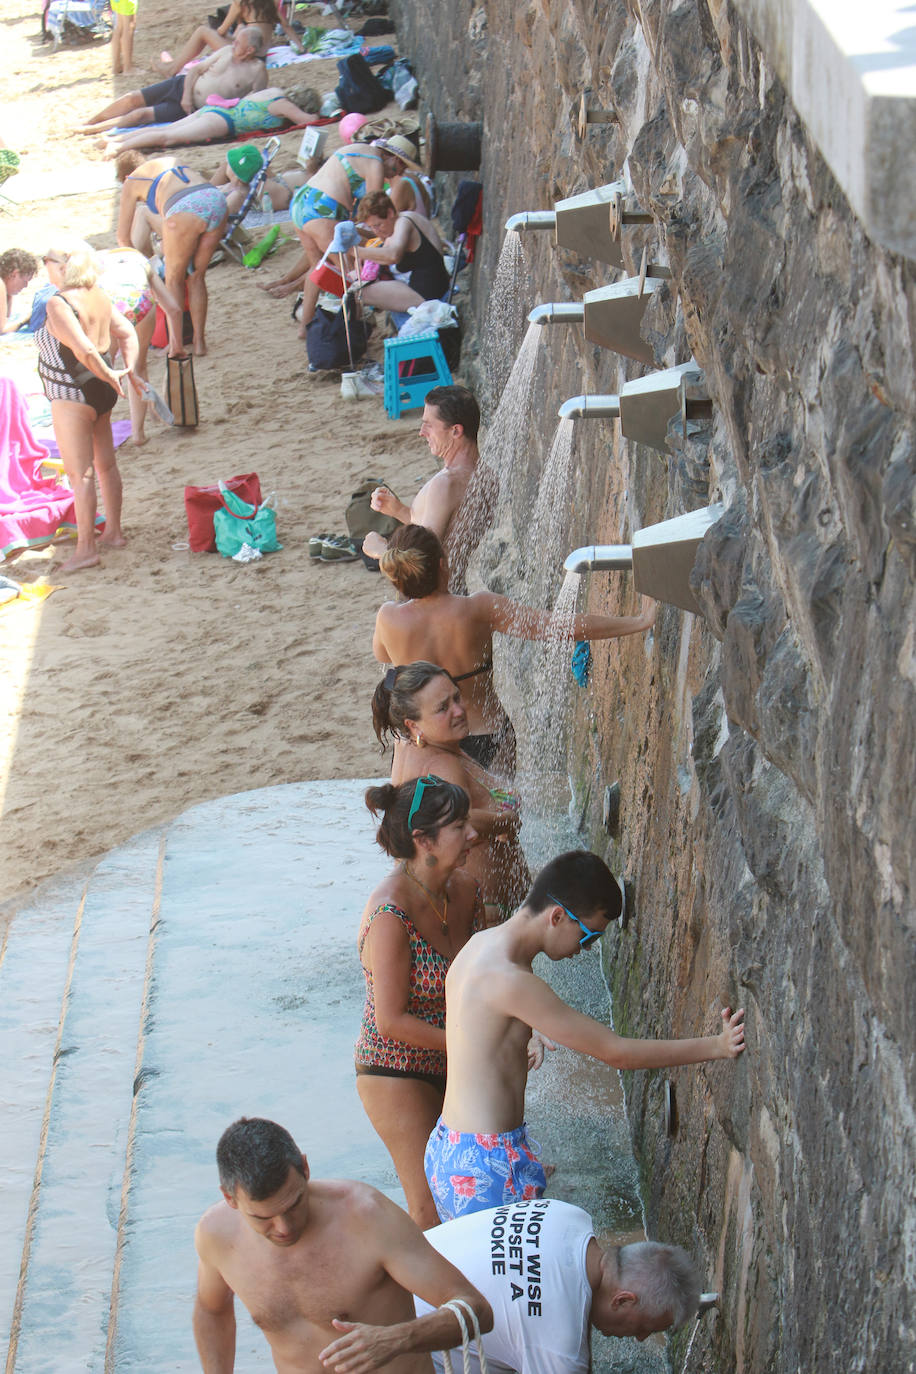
[0,376,79,558]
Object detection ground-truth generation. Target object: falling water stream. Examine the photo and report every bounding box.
[473,258,686,1374]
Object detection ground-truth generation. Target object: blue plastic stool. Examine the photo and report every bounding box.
[383,331,452,419]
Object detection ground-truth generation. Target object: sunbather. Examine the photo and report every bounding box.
[102,84,320,156]
[159,0,301,77]
[210,143,310,215]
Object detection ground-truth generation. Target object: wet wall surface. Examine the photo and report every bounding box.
[392,2,916,1371]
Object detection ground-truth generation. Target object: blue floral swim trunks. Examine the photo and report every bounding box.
[424,1117,547,1222]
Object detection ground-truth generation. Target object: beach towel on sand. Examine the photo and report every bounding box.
[0,376,79,558]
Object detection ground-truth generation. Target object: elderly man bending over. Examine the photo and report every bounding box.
[193,1116,492,1373]
[416,1199,703,1370]
[82,27,267,134]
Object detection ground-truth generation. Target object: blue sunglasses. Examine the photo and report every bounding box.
[546,892,604,948]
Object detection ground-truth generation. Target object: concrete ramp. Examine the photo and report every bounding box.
[1,781,393,1372]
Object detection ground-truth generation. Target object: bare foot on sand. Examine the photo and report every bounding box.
[99,532,128,549]
[60,551,101,573]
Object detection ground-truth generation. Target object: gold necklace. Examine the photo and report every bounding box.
[403,864,450,932]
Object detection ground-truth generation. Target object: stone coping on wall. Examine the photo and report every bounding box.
[730,0,916,258]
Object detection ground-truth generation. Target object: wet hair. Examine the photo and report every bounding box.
[365,777,469,858]
[62,249,100,289]
[285,84,321,114]
[357,190,396,222]
[115,149,151,182]
[615,1241,702,1329]
[0,249,38,282]
[424,385,480,442]
[237,23,265,52]
[525,850,623,924]
[371,661,457,749]
[217,1117,305,1199]
[380,524,443,599]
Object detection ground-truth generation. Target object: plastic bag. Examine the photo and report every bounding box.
[397,300,459,338]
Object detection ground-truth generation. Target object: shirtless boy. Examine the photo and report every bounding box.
[363,387,483,586]
[193,1117,492,1373]
[82,29,267,135]
[424,851,746,1221]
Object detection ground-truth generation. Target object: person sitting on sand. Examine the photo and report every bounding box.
[373,663,529,922]
[355,190,449,315]
[81,27,267,135]
[424,849,747,1221]
[115,155,227,356]
[193,1116,492,1372]
[355,776,481,1228]
[161,0,300,77]
[363,386,482,586]
[36,246,140,574]
[417,1199,704,1366]
[102,83,321,156]
[0,249,38,334]
[258,141,406,335]
[371,135,436,217]
[210,142,310,214]
[374,524,656,775]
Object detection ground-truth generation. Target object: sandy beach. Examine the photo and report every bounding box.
[0,0,442,905]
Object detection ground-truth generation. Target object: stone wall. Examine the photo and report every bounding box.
[391,2,915,1370]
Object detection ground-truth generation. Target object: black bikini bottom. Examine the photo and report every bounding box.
[355,1062,447,1094]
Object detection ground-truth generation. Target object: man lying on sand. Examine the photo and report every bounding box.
[81,28,267,136]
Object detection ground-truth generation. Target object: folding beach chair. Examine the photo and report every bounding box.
[220,137,282,263]
[446,179,482,302]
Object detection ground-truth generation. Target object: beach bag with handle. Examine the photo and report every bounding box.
[166,354,199,427]
[213,483,282,558]
[184,472,262,552]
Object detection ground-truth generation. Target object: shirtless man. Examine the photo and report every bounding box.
[424,851,746,1221]
[363,387,483,589]
[82,28,267,134]
[193,1117,492,1373]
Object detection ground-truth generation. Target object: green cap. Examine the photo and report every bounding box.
[226,144,261,183]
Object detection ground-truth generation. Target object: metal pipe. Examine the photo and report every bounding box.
[557,394,620,420]
[564,544,633,573]
[528,302,585,326]
[505,211,557,233]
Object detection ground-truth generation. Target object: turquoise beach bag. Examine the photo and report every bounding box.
[213,483,282,558]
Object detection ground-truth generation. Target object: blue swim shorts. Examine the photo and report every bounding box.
[424,1117,547,1222]
[290,183,347,230]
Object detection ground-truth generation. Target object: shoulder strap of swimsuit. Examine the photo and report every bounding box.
[358,901,411,956]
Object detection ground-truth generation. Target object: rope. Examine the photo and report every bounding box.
[439,1298,488,1374]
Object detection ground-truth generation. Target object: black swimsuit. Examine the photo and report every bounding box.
[36,297,118,417]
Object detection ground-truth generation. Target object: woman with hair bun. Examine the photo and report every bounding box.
[371,662,529,922]
[374,524,657,775]
[356,775,480,1228]
[37,245,140,572]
